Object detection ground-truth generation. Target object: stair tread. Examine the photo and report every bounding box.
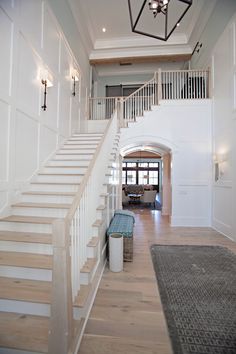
[92,219,103,227]
[87,237,99,248]
[0,231,52,244]
[100,192,109,197]
[37,172,84,176]
[0,251,52,269]
[81,258,97,274]
[0,276,51,303]
[96,205,105,211]
[61,146,96,149]
[45,165,88,168]
[31,181,80,185]
[64,143,97,146]
[56,152,94,155]
[0,311,48,353]
[12,202,71,209]
[0,215,56,224]
[72,133,103,136]
[51,159,91,161]
[22,191,76,196]
[74,284,91,308]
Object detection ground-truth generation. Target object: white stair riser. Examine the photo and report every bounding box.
[96,210,102,220]
[79,272,91,285]
[21,194,74,204]
[29,184,78,192]
[54,154,93,160]
[0,266,52,281]
[0,299,50,317]
[73,306,82,321]
[41,167,87,174]
[12,207,68,218]
[0,241,52,254]
[0,222,52,233]
[87,245,98,259]
[34,175,83,183]
[48,160,90,167]
[92,227,99,238]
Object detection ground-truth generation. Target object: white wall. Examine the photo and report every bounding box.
[120,100,212,227]
[0,1,89,214]
[162,153,171,216]
[210,12,236,241]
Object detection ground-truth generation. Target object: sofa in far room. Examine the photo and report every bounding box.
[122,184,156,205]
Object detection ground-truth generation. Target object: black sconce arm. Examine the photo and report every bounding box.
[41,79,47,111]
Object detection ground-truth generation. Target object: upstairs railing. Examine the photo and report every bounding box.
[89,97,117,120]
[123,76,158,124]
[161,69,209,100]
[48,111,119,354]
[89,68,210,124]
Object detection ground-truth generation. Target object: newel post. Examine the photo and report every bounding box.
[48,219,73,354]
[117,97,124,128]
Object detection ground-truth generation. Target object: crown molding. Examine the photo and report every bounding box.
[94,33,188,51]
[90,43,192,61]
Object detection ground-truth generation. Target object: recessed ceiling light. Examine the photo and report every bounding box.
[102,27,106,32]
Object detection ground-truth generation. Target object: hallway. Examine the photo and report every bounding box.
[78,209,236,354]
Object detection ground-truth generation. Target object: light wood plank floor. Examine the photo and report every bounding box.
[78,209,236,354]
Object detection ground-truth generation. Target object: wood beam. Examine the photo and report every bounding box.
[89,54,191,66]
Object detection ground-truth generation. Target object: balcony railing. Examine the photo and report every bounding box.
[89,69,210,124]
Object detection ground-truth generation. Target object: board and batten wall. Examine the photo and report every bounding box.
[120,100,212,227]
[0,1,89,214]
[210,12,236,241]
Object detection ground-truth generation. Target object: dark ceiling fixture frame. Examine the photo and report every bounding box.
[128,0,193,42]
[192,41,202,56]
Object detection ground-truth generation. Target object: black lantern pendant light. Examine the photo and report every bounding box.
[128,0,193,41]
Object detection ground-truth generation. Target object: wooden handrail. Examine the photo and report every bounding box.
[123,76,156,101]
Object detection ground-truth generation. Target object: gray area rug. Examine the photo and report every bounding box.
[150,245,236,354]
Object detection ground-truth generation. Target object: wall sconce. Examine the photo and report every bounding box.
[192,41,202,56]
[71,70,79,97]
[41,70,53,111]
[213,153,227,182]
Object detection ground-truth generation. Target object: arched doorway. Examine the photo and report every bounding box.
[120,142,172,217]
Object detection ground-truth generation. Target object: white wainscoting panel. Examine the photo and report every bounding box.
[0,7,13,98]
[17,34,40,118]
[60,39,73,78]
[39,125,57,165]
[213,185,232,237]
[19,0,42,51]
[43,6,60,74]
[58,84,71,137]
[15,111,38,180]
[0,100,9,181]
[0,192,7,210]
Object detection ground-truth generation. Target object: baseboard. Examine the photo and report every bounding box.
[212,218,233,241]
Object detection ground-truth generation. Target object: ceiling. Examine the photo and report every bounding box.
[68,0,217,75]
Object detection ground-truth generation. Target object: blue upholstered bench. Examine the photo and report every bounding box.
[107,210,135,261]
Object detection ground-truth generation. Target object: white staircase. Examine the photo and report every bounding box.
[0,127,120,354]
